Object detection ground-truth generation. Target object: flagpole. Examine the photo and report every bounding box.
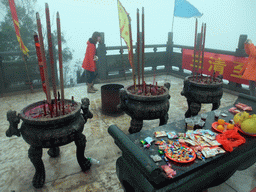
[117,0,127,80]
[171,0,176,33]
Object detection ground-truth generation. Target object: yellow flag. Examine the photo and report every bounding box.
[117,0,133,68]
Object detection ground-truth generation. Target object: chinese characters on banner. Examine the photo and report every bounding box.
[182,49,249,85]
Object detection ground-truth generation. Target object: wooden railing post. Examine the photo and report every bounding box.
[166,32,173,74]
[97,32,108,81]
[235,34,247,57]
[228,35,248,91]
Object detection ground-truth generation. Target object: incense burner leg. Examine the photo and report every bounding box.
[129,118,143,134]
[74,132,91,172]
[47,147,60,158]
[212,100,221,111]
[185,100,201,118]
[159,113,168,126]
[28,146,45,189]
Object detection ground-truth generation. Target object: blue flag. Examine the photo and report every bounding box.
[174,0,202,18]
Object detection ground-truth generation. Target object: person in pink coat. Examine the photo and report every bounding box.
[82,32,101,93]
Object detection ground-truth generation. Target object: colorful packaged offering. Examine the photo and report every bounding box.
[183,139,198,146]
[178,133,187,138]
[155,141,163,145]
[159,145,167,150]
[150,155,162,162]
[167,132,178,139]
[154,131,167,138]
[144,137,154,144]
[161,165,176,178]
[201,147,225,158]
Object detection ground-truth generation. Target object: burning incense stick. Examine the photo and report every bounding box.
[201,23,206,79]
[137,8,140,87]
[141,7,145,84]
[128,16,135,87]
[193,19,198,80]
[57,12,65,115]
[196,23,204,81]
[45,3,58,115]
[36,12,51,108]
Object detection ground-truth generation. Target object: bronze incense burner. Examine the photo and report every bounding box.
[119,83,170,134]
[6,98,93,188]
[181,75,223,118]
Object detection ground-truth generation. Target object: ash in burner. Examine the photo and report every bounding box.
[25,102,78,119]
[188,75,222,85]
[127,85,166,96]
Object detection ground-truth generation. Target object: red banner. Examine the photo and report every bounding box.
[182,49,249,85]
[9,0,29,56]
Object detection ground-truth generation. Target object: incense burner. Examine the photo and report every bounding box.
[119,83,171,134]
[6,98,93,188]
[181,75,223,118]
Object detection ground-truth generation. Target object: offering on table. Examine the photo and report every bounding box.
[164,142,196,163]
[235,103,252,111]
[161,165,176,178]
[150,154,162,162]
[167,132,178,139]
[212,120,238,133]
[154,131,167,138]
[201,147,226,158]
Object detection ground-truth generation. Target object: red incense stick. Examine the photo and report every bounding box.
[36,12,52,114]
[34,33,47,96]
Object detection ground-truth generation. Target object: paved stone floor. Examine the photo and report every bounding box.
[1,74,255,192]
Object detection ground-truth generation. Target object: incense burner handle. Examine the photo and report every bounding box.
[6,110,21,137]
[118,88,128,110]
[81,98,93,123]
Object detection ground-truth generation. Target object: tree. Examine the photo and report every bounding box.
[0,0,73,63]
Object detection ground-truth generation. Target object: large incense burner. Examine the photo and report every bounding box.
[6,98,93,188]
[181,75,223,118]
[119,83,170,134]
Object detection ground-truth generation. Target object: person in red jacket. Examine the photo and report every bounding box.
[82,32,101,93]
[239,39,256,96]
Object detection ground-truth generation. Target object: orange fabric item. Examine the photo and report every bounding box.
[82,41,96,72]
[216,130,246,152]
[240,43,256,81]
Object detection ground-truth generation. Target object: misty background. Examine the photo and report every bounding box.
[1,0,256,86]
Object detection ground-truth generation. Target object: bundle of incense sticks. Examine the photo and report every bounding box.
[35,3,65,117]
[192,19,207,82]
[135,7,145,91]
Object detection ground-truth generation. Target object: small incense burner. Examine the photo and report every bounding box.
[6,98,93,188]
[119,83,171,134]
[181,75,223,118]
